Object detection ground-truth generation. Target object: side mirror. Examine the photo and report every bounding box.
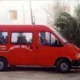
[57,40,63,47]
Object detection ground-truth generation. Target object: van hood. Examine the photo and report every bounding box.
[67,43,80,53]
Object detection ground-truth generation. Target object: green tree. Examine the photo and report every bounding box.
[75,4,80,46]
[55,12,80,47]
[46,0,68,27]
[47,0,80,47]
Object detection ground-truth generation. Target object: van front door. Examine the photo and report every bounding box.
[37,31,63,66]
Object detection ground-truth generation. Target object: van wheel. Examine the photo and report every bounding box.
[56,59,71,73]
[0,58,8,71]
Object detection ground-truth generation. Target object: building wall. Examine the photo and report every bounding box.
[0,1,50,25]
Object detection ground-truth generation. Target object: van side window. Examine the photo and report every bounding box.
[11,32,33,44]
[39,32,61,46]
[0,32,8,44]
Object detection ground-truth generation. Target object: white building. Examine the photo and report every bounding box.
[0,0,78,26]
[0,0,52,25]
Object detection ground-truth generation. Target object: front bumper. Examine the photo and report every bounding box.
[71,60,80,66]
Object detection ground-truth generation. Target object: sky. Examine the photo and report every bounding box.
[0,0,79,26]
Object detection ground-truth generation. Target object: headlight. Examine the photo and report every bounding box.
[76,53,80,59]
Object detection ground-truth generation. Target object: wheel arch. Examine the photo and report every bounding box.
[54,57,71,66]
[0,56,8,64]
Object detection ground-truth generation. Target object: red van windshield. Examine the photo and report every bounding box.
[50,27,68,43]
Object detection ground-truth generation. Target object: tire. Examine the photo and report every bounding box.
[56,59,71,73]
[0,58,8,71]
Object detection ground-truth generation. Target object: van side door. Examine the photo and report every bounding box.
[8,31,35,65]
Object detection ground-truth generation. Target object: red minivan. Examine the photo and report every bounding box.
[0,25,80,73]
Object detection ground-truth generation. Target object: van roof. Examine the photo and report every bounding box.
[0,25,51,31]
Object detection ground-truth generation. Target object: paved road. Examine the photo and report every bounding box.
[0,67,80,80]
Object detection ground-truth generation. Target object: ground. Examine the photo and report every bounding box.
[0,67,80,80]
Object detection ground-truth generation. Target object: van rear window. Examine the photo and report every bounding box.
[0,32,8,44]
[11,32,33,44]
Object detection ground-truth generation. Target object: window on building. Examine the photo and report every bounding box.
[11,32,33,44]
[0,32,8,44]
[9,10,17,20]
